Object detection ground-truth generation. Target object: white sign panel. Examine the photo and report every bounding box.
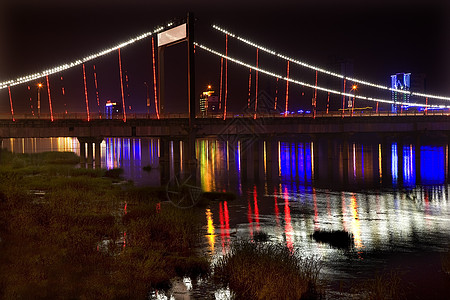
[157,24,187,47]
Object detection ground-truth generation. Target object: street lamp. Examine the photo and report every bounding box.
[144,82,150,115]
[351,84,357,116]
[37,83,43,118]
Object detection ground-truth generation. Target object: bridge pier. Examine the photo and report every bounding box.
[79,140,86,166]
[380,136,390,187]
[77,137,104,169]
[253,140,261,180]
[311,135,319,183]
[173,139,181,175]
[327,136,334,184]
[159,138,170,185]
[95,142,101,169]
[264,139,273,180]
[341,135,349,186]
[415,135,421,186]
[239,139,249,183]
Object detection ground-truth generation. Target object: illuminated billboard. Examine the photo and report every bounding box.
[157,24,187,47]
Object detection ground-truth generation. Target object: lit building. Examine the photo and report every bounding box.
[105,100,122,119]
[199,85,219,116]
[391,73,411,112]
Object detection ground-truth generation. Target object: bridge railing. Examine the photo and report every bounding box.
[1,110,449,120]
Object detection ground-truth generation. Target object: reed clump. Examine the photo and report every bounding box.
[213,241,322,299]
[352,270,406,300]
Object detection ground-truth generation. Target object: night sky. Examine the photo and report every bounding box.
[1,0,449,115]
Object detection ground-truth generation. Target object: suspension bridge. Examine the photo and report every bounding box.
[1,13,450,166]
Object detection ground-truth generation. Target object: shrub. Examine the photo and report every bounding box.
[104,168,124,179]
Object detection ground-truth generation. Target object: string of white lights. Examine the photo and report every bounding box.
[195,42,448,109]
[212,25,450,102]
[0,24,171,90]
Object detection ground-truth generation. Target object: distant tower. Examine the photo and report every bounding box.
[391,73,411,112]
[199,85,219,116]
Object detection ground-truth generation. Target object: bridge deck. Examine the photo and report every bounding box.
[1,113,449,139]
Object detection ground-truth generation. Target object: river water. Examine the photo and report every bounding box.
[3,136,450,299]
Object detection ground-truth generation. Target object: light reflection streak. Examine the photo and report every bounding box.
[392,143,398,187]
[313,188,319,230]
[353,143,356,179]
[278,141,281,177]
[378,144,382,183]
[274,189,280,227]
[219,202,231,254]
[263,141,267,178]
[349,194,363,251]
[206,208,215,254]
[283,187,294,252]
[247,197,254,239]
[253,185,260,232]
[403,144,415,188]
[310,142,314,180]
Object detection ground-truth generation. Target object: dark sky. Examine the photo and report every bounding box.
[1,0,449,114]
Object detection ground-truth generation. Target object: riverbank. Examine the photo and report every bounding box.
[0,150,209,298]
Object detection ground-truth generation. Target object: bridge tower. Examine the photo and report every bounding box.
[156,12,197,170]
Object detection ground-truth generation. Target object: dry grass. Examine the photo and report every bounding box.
[213,241,322,299]
[352,270,406,300]
[0,150,209,299]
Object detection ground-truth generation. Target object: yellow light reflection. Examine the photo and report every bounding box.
[226,140,229,172]
[378,143,382,182]
[278,141,281,177]
[350,194,364,250]
[199,140,212,192]
[180,140,183,173]
[206,208,215,254]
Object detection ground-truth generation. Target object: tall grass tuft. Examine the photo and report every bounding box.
[442,251,450,275]
[213,241,322,299]
[352,270,406,300]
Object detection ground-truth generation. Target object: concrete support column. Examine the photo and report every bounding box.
[311,135,319,183]
[381,136,391,187]
[327,136,334,184]
[415,135,421,185]
[78,137,103,169]
[264,139,273,179]
[342,135,349,186]
[79,139,86,167]
[87,143,94,168]
[95,141,102,169]
[173,139,182,176]
[173,139,181,164]
[240,139,249,183]
[159,137,170,185]
[253,140,261,179]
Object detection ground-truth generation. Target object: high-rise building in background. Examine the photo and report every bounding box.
[391,73,411,112]
[105,100,122,119]
[390,73,426,112]
[199,85,219,116]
